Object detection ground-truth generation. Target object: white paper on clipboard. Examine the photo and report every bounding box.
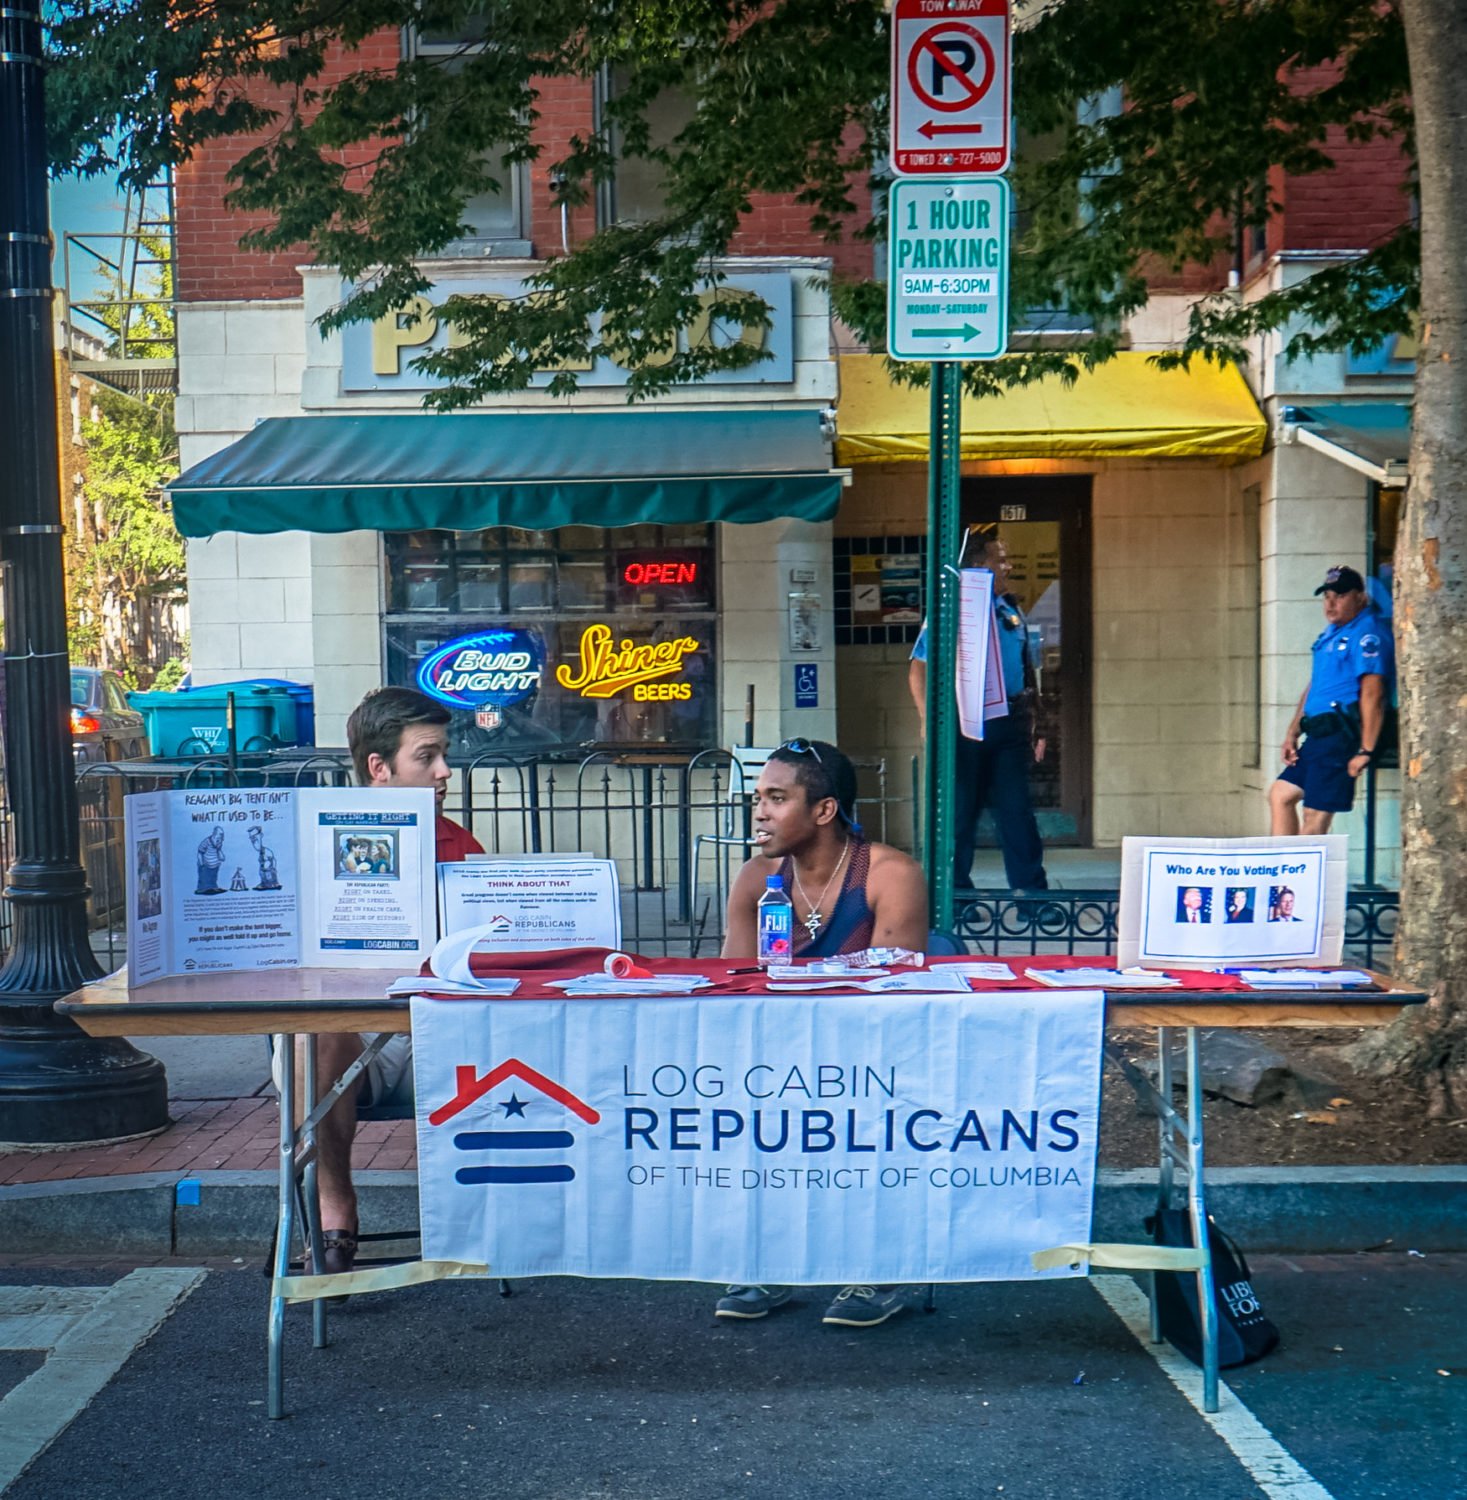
[956,568,1008,740]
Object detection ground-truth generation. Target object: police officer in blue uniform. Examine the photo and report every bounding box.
[1270,564,1395,835]
[908,532,1048,893]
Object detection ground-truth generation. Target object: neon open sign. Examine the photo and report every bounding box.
[623,559,700,586]
[416,629,543,708]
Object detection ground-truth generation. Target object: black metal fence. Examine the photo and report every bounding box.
[0,746,1399,973]
[954,887,1397,973]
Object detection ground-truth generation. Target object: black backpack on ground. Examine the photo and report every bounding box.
[1145,1209,1281,1368]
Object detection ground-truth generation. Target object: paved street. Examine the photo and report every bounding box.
[1,1253,1461,1499]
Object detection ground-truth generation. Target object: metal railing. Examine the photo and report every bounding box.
[0,748,1399,973]
[954,888,1398,973]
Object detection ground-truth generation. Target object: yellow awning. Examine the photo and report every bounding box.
[835,352,1267,465]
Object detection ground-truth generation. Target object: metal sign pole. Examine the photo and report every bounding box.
[922,362,963,934]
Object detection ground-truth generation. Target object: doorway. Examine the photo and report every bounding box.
[963,475,1092,845]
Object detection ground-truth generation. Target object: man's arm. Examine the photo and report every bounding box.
[866,846,931,951]
[721,857,767,960]
[908,657,927,733]
[1282,687,1308,765]
[1348,674,1386,779]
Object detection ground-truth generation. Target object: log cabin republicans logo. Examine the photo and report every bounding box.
[428,1058,600,1187]
[555,623,701,701]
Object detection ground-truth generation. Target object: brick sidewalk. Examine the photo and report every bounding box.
[0,1098,416,1186]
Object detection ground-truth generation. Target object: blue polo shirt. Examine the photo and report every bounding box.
[912,595,1030,698]
[1303,607,1395,717]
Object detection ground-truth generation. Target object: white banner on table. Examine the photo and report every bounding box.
[1117,834,1347,968]
[437,858,621,950]
[411,990,1103,1284]
[956,567,1008,740]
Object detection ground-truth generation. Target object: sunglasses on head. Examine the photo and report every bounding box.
[779,737,822,763]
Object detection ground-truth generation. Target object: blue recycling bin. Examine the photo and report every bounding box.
[190,678,316,746]
[128,685,294,757]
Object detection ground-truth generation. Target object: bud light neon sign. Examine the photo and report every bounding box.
[416,630,543,708]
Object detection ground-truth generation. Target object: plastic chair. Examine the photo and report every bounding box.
[689,747,774,951]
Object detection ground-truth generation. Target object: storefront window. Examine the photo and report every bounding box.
[384,525,717,753]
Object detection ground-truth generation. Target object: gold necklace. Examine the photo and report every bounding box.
[792,838,850,940]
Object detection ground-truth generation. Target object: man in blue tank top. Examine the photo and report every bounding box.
[718,739,928,1328]
[1270,565,1394,835]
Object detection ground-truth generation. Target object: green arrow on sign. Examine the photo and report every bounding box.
[910,324,981,340]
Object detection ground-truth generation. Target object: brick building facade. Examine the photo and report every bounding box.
[169,29,1412,881]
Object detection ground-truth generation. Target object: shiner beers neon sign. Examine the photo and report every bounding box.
[555,624,701,700]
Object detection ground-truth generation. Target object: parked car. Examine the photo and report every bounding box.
[70,667,148,767]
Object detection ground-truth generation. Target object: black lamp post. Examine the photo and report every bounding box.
[0,5,167,1143]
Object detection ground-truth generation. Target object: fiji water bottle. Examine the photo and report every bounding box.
[757,875,794,968]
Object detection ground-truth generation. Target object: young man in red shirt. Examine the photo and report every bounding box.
[276,686,483,1275]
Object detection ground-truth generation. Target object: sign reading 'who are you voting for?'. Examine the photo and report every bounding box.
[1117,834,1349,969]
[887,178,1010,361]
[438,858,622,952]
[411,989,1104,1284]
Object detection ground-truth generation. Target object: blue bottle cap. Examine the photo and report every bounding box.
[766,875,784,889]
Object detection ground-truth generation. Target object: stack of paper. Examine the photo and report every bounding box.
[940,962,1017,982]
[1230,968,1375,989]
[546,974,714,997]
[387,975,520,997]
[766,968,974,995]
[766,963,890,980]
[1027,967,1182,989]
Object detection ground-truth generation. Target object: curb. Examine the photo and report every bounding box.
[4,1166,1466,1259]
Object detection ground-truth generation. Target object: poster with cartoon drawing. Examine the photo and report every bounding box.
[125,786,435,984]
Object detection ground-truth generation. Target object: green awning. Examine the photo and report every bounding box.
[168,410,843,537]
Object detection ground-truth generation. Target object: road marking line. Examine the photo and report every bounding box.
[0,1268,205,1492]
[1092,1276,1334,1500]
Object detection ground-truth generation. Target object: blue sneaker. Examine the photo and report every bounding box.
[822,1285,906,1327]
[714,1284,792,1319]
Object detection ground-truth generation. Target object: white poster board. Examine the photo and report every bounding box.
[437,858,622,951]
[1117,835,1348,968]
[412,988,1103,1284]
[955,567,1008,740]
[124,786,437,985]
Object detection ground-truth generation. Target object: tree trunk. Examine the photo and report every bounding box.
[1360,0,1467,1115]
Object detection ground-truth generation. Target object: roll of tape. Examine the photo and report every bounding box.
[605,952,653,979]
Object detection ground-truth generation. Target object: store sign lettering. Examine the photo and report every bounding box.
[555,624,701,700]
[417,630,544,708]
[624,560,699,586]
[341,271,794,392]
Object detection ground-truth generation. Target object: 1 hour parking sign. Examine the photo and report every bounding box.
[891,0,1011,176]
[887,178,1009,361]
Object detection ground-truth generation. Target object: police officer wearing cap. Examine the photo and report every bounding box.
[908,531,1049,893]
[1270,564,1395,835]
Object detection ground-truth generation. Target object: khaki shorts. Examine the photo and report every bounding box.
[270,1033,414,1109]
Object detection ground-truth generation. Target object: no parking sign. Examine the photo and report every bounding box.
[890,0,1011,176]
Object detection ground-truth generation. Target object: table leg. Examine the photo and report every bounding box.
[1184,1026,1220,1412]
[302,1033,329,1351]
[1150,1027,1175,1343]
[267,1030,295,1420]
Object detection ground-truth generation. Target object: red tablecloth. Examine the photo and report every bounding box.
[425,948,1258,1001]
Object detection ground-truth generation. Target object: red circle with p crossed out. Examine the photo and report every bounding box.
[907,22,995,112]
